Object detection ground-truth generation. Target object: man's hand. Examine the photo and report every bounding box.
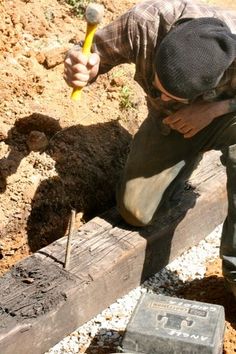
[163,100,227,138]
[64,49,100,88]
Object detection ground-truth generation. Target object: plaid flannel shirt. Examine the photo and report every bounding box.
[93,0,236,117]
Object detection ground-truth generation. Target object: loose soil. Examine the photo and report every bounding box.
[0,0,236,352]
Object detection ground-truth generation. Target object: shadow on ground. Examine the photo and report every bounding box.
[1,112,200,256]
[0,113,131,251]
[85,328,124,354]
[178,275,236,330]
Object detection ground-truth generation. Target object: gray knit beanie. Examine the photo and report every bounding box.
[155,17,236,99]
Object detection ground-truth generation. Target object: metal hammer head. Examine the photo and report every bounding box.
[85,3,104,25]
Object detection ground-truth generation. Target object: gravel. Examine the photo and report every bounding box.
[46,224,222,354]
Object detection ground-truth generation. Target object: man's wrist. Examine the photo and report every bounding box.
[212,98,236,118]
[228,98,236,113]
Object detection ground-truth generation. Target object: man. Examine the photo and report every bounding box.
[64,0,236,298]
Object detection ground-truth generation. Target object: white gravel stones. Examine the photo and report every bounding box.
[46,224,222,354]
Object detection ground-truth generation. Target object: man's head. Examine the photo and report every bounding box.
[155,17,236,101]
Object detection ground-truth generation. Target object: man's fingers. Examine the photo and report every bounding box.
[163,116,181,125]
[69,73,90,88]
[174,121,194,133]
[63,66,74,86]
[179,126,192,134]
[70,80,87,88]
[65,57,73,67]
[73,72,90,82]
[166,120,185,131]
[183,129,195,138]
[64,76,88,88]
[167,120,194,136]
[71,63,89,74]
[88,53,100,67]
[64,67,89,87]
[69,50,88,65]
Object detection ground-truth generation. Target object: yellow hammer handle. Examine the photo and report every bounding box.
[71,23,98,101]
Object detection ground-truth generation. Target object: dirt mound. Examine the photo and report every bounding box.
[0,0,144,274]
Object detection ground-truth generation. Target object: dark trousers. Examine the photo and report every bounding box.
[116,108,236,283]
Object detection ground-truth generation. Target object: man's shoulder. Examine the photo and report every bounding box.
[129,0,236,31]
[129,0,186,21]
[129,0,205,17]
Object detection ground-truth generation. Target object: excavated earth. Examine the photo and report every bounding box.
[0,0,236,352]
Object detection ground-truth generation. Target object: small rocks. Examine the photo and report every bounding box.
[35,51,46,64]
[110,77,125,88]
[0,122,10,140]
[26,130,48,151]
[36,47,68,69]
[24,174,41,200]
[22,277,35,284]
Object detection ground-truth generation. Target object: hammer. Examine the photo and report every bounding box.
[71,3,104,101]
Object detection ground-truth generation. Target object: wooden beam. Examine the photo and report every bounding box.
[0,151,227,354]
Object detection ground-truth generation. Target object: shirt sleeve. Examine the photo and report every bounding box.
[93,3,161,96]
[93,10,137,75]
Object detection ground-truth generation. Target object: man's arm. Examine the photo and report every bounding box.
[93,11,136,75]
[64,9,140,88]
[163,98,236,138]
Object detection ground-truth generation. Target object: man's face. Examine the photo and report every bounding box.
[153,74,189,104]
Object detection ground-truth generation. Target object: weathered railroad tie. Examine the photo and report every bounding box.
[0,151,227,354]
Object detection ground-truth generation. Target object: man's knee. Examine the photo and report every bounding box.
[116,187,152,227]
[116,162,185,227]
[117,199,151,227]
